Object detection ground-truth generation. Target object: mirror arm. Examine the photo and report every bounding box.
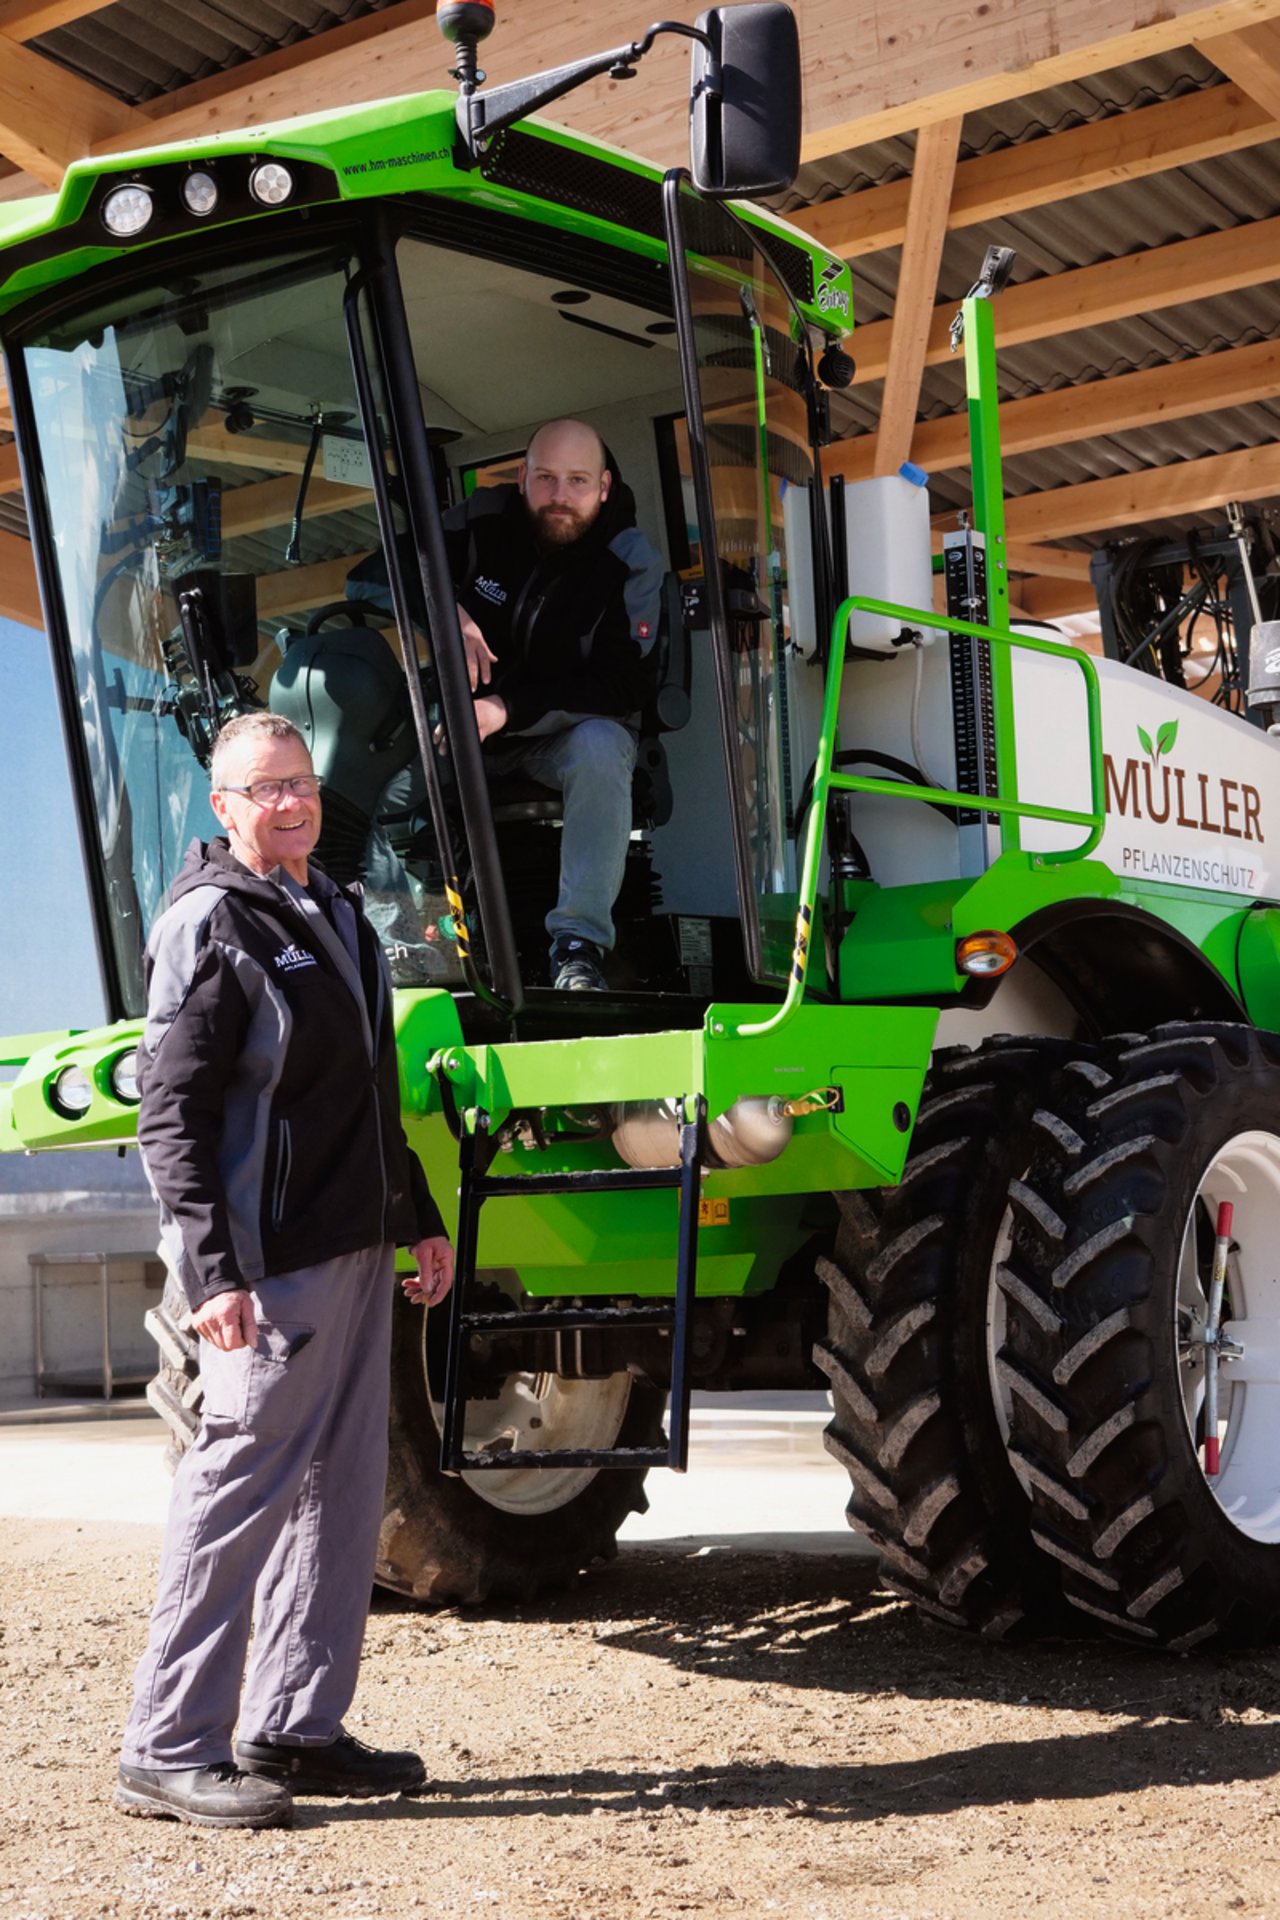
[456,21,717,159]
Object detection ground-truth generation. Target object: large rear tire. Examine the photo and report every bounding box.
[376,1285,664,1604]
[815,1036,1075,1638]
[1001,1023,1280,1649]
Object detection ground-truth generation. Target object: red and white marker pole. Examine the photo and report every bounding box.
[1203,1200,1234,1478]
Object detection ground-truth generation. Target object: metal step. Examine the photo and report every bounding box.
[438,1095,706,1477]
[457,1444,673,1471]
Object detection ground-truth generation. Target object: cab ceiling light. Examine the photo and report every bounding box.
[249,162,294,207]
[101,183,154,238]
[182,170,219,217]
[109,1049,140,1103]
[50,1065,92,1118]
[955,930,1018,978]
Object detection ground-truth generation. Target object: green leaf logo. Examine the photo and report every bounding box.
[1138,720,1179,764]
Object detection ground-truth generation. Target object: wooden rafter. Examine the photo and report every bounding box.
[0,524,41,625]
[0,439,22,492]
[257,553,372,621]
[1195,19,1280,117]
[873,118,961,477]
[848,215,1280,386]
[796,0,1280,164]
[0,35,146,185]
[92,1,440,160]
[1004,542,1093,583]
[220,475,372,542]
[792,82,1276,262]
[1017,576,1097,621]
[0,1,106,36]
[971,441,1280,543]
[828,337,1280,481]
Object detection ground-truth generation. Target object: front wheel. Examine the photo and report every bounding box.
[1001,1023,1280,1649]
[376,1285,664,1603]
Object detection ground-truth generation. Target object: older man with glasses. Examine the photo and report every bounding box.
[116,710,453,1830]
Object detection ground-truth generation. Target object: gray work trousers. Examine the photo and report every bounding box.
[484,716,638,954]
[120,1243,394,1769]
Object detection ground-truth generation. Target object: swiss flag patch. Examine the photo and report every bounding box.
[637,621,651,639]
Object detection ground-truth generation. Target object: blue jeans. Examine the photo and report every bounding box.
[486,717,637,953]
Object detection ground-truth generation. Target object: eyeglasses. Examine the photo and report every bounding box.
[217,775,323,806]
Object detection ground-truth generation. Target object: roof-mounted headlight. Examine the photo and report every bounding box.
[249,161,293,207]
[101,183,154,238]
[182,170,218,217]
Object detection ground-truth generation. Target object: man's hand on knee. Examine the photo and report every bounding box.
[192,1288,257,1350]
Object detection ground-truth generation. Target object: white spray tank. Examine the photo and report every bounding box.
[843,463,936,652]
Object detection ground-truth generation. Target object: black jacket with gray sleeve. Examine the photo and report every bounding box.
[137,839,444,1309]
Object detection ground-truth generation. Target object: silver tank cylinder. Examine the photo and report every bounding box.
[611,1096,794,1171]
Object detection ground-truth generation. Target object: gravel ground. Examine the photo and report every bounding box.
[5,1516,1280,1920]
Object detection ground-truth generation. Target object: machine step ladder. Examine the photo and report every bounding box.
[438,1096,706,1474]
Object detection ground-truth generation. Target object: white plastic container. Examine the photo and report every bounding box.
[843,466,935,652]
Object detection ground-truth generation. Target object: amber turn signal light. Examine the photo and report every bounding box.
[955,930,1018,977]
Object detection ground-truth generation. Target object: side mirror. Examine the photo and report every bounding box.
[689,4,801,199]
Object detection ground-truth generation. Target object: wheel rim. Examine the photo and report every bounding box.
[1175,1128,1280,1542]
[423,1311,633,1515]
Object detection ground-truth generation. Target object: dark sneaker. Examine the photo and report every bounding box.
[115,1761,293,1829]
[551,939,607,992]
[235,1731,426,1799]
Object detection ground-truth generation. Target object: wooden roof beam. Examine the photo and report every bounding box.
[793,82,1276,262]
[873,118,961,477]
[848,214,1280,387]
[828,336,1280,481]
[93,1,440,160]
[1016,576,1098,621]
[220,475,371,542]
[0,36,147,184]
[937,440,1280,545]
[0,1,108,36]
[1195,19,1280,118]
[257,552,373,621]
[1005,542,1093,583]
[0,524,41,626]
[797,0,1280,164]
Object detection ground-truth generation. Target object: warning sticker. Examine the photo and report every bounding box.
[698,1196,730,1227]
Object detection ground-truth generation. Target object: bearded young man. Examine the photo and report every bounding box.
[353,417,663,992]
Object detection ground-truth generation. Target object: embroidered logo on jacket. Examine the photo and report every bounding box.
[474,574,507,606]
[273,944,317,973]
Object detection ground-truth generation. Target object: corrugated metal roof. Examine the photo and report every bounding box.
[30,0,406,106]
[3,25,1278,596]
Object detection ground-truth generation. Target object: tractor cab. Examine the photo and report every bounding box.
[5,6,844,1042]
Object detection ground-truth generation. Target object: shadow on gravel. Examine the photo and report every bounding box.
[298,1712,1280,1828]
[372,1543,1280,1725]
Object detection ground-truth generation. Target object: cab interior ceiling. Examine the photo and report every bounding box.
[193,238,686,466]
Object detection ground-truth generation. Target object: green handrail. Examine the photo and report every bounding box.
[728,594,1105,1039]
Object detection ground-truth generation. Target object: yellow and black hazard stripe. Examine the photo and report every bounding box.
[791,902,812,985]
[445,879,470,959]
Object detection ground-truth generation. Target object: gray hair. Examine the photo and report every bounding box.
[210,711,307,790]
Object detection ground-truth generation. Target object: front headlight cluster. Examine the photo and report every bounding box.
[99,159,298,239]
[47,1048,140,1118]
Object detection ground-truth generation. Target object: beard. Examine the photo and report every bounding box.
[527,499,600,547]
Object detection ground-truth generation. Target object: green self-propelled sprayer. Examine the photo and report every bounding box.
[4,2,1280,1647]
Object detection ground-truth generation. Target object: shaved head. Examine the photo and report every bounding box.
[520,419,611,547]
